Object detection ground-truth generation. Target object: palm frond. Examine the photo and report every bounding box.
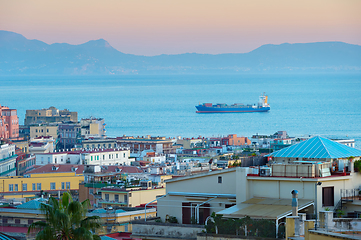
[80,216,102,230]
[72,227,93,240]
[62,191,72,209]
[28,221,48,234]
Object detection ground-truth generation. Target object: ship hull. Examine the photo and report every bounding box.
[195,106,270,113]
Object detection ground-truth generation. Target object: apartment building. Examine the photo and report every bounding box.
[99,185,166,208]
[29,125,58,139]
[58,123,81,149]
[80,118,106,138]
[0,143,17,176]
[117,136,174,154]
[0,166,84,199]
[35,148,132,166]
[0,105,19,139]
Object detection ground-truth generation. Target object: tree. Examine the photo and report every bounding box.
[28,192,102,240]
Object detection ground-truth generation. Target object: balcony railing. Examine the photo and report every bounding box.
[341,189,360,201]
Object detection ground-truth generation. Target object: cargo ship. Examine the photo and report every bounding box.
[196,93,270,113]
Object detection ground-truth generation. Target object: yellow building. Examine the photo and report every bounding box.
[0,171,84,199]
[88,208,157,233]
[0,200,156,235]
[30,125,58,139]
[99,187,166,208]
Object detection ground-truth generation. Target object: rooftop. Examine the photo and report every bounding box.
[26,164,84,174]
[268,136,361,159]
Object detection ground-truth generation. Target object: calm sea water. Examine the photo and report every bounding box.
[1,73,361,148]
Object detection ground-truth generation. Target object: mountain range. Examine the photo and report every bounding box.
[1,30,360,75]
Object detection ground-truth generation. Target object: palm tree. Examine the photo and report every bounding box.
[28,192,102,240]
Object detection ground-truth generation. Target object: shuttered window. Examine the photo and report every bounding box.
[322,186,334,206]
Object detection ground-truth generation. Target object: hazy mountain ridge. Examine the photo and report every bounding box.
[1,30,360,75]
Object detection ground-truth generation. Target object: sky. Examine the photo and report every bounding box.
[1,0,361,56]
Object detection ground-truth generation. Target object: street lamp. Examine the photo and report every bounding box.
[315,182,322,230]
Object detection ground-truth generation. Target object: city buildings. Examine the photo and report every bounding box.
[0,105,19,139]
[153,137,361,238]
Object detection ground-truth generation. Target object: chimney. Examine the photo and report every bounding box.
[291,190,298,216]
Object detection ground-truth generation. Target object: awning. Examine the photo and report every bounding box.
[217,197,314,220]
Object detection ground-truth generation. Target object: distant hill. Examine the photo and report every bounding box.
[0,30,360,75]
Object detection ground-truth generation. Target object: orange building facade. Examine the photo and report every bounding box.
[227,134,251,146]
[0,105,19,139]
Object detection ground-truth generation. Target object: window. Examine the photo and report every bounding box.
[182,202,210,224]
[14,184,18,191]
[41,129,43,133]
[123,153,126,158]
[116,154,118,158]
[129,192,132,197]
[115,194,119,202]
[124,195,128,203]
[218,176,222,184]
[89,189,94,195]
[9,184,13,191]
[105,194,109,201]
[91,156,93,161]
[61,182,65,189]
[35,129,38,133]
[23,183,27,191]
[322,187,334,206]
[66,182,70,189]
[32,183,36,191]
[50,182,56,190]
[47,129,49,133]
[37,183,41,190]
[48,157,50,163]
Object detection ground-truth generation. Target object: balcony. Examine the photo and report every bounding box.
[98,199,127,206]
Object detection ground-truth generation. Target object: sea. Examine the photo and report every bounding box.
[1,73,361,148]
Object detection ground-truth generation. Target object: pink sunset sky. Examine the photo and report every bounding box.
[1,0,360,56]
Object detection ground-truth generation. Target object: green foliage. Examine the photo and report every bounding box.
[168,216,178,223]
[278,224,285,238]
[28,192,102,240]
[337,209,345,218]
[324,207,330,211]
[205,213,275,238]
[231,161,241,167]
[354,160,361,172]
